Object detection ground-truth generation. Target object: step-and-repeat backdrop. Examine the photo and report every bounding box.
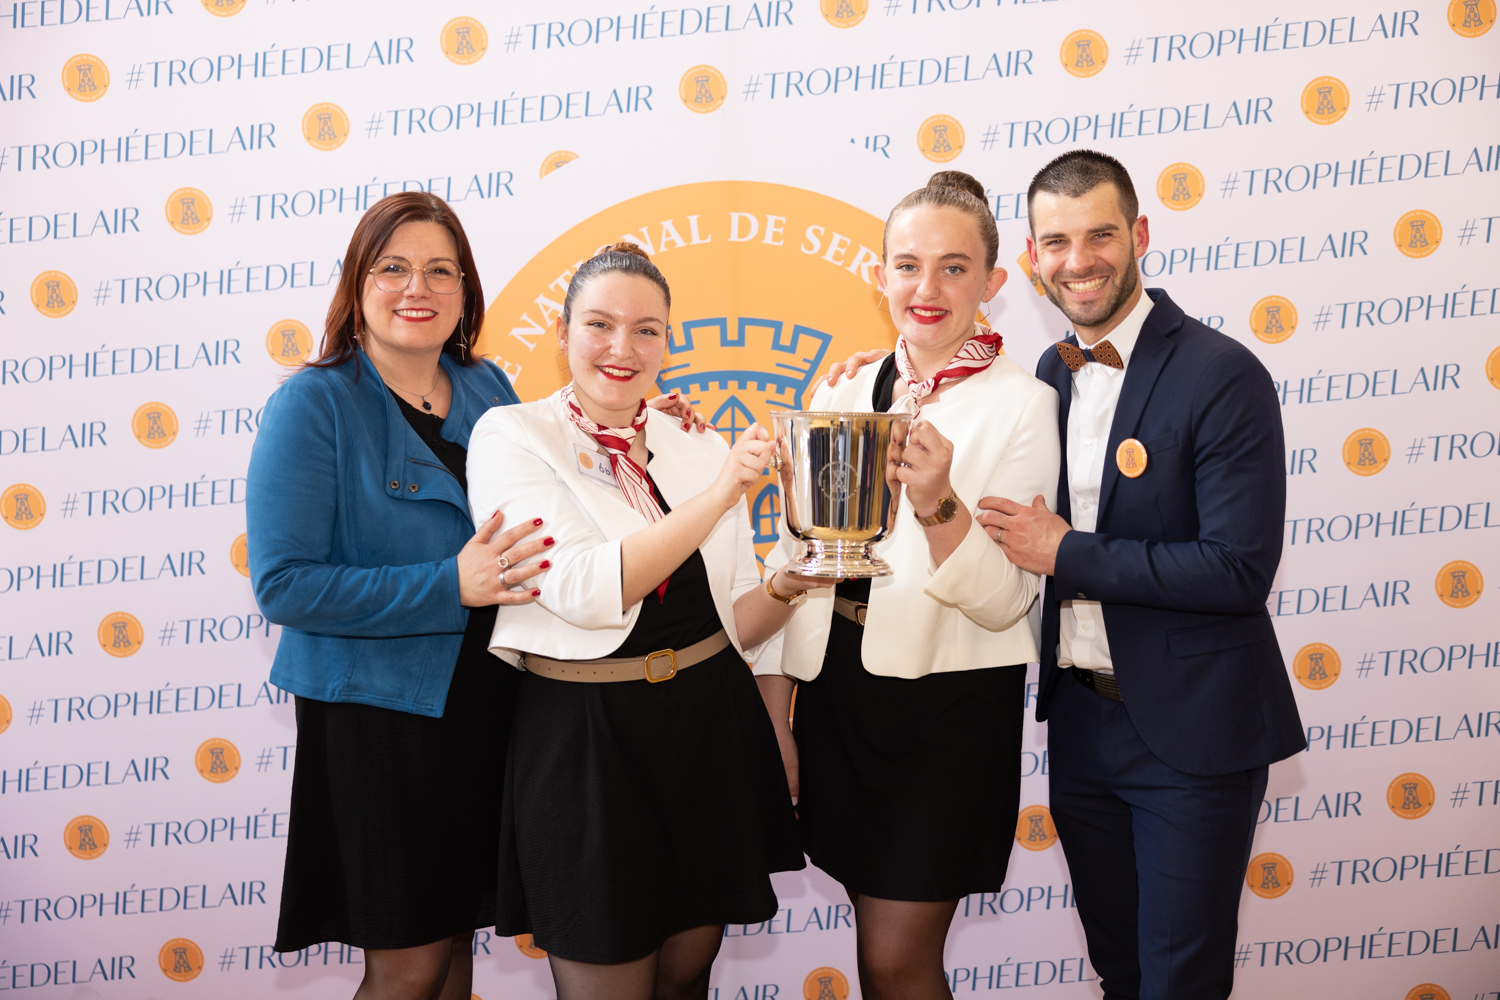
[3,1,1497,997]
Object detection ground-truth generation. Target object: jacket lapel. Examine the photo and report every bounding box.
[1038,343,1075,524]
[366,352,472,517]
[1096,290,1181,525]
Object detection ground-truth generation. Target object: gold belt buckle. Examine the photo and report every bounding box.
[643,648,678,683]
[855,604,867,626]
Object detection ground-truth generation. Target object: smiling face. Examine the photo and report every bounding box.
[1027,183,1150,341]
[877,205,1007,364]
[557,271,670,427]
[359,220,465,360]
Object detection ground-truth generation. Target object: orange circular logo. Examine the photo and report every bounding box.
[231,533,251,577]
[64,815,109,859]
[1387,772,1435,819]
[1301,76,1350,124]
[158,938,204,981]
[514,934,547,959]
[1488,345,1500,389]
[0,694,11,735]
[302,103,350,150]
[1395,210,1442,258]
[267,318,314,366]
[821,0,866,27]
[132,402,180,449]
[196,738,241,782]
[1292,643,1341,690]
[1,483,46,530]
[917,114,964,163]
[441,17,488,64]
[31,270,77,318]
[1116,438,1147,478]
[1342,428,1390,476]
[1407,984,1452,1000]
[165,187,212,235]
[804,967,850,999]
[1060,29,1107,77]
[201,0,246,15]
[1249,295,1297,344]
[1448,0,1494,36]
[97,612,144,658]
[1437,560,1483,609]
[1155,163,1204,211]
[1246,852,1293,898]
[541,150,579,178]
[680,65,727,113]
[1015,804,1059,850]
[62,53,109,101]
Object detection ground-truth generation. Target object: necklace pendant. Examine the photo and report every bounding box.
[421,400,433,411]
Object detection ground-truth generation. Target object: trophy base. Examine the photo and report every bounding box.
[786,540,892,578]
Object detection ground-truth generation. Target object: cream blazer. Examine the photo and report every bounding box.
[466,391,766,666]
[753,354,1060,681]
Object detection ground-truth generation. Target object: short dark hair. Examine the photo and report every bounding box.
[1026,150,1139,229]
[561,241,671,324]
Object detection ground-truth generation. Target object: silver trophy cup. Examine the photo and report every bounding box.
[770,410,911,577]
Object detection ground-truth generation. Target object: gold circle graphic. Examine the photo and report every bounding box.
[97,612,144,658]
[820,0,867,27]
[2,483,46,530]
[540,150,579,178]
[231,533,251,577]
[1394,210,1442,259]
[1246,852,1293,898]
[1387,772,1435,819]
[0,694,11,735]
[302,103,350,151]
[917,114,965,163]
[31,271,78,318]
[1292,643,1341,690]
[1488,345,1500,390]
[1436,560,1482,609]
[132,402,180,449]
[1341,428,1390,476]
[1116,438,1148,479]
[804,968,850,1000]
[165,187,212,235]
[62,53,109,102]
[1448,0,1494,36]
[514,934,547,959]
[1301,76,1350,124]
[1407,985,1452,1000]
[1249,295,1297,344]
[1015,804,1058,851]
[196,738,241,782]
[201,0,246,15]
[1156,163,1204,211]
[679,65,727,113]
[158,938,204,981]
[1060,30,1108,77]
[267,318,314,366]
[441,17,488,64]
[64,815,109,860]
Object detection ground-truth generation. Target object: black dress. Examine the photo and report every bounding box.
[274,391,520,952]
[794,354,1027,901]
[496,478,804,964]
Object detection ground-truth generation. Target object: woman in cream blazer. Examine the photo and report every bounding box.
[755,171,1061,1000]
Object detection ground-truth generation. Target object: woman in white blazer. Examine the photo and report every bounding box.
[466,243,828,1000]
[756,172,1062,1000]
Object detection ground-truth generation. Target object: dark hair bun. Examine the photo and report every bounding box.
[927,170,985,203]
[599,241,653,262]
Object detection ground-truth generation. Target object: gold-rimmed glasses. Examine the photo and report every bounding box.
[369,256,464,294]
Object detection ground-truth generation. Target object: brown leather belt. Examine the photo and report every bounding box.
[1073,667,1123,702]
[834,596,867,626]
[519,630,730,684]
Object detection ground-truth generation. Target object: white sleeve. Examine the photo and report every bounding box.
[925,386,1061,631]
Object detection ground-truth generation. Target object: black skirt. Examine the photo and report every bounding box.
[496,545,804,964]
[794,609,1026,902]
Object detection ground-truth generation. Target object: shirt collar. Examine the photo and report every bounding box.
[1076,286,1154,370]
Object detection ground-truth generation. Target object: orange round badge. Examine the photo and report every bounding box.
[804,967,850,999]
[1015,804,1058,850]
[514,934,547,958]
[64,815,109,859]
[1246,852,1293,898]
[1116,438,1147,478]
[159,938,204,981]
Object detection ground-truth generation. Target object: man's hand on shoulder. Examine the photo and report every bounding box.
[976,495,1070,576]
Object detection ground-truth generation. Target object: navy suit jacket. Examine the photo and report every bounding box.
[1035,288,1305,776]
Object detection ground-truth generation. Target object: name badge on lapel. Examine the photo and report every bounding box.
[576,448,621,490]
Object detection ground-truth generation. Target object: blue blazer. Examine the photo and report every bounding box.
[1035,289,1305,776]
[247,351,519,717]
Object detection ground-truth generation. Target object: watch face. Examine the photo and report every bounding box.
[938,496,958,519]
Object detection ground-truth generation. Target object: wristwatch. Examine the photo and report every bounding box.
[914,491,961,527]
[765,572,808,608]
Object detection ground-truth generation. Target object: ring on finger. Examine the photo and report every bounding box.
[496,555,511,570]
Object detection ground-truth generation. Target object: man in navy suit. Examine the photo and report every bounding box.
[979,150,1305,1000]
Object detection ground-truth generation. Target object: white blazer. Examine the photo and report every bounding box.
[753,354,1060,681]
[466,391,766,666]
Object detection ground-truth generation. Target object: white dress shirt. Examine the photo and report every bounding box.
[1059,290,1156,674]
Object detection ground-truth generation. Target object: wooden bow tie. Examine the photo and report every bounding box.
[1056,340,1123,372]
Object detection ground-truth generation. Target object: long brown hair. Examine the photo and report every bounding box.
[306,192,484,369]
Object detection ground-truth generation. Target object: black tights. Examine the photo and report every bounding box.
[548,924,724,1000]
[850,891,960,1000]
[353,932,472,1000]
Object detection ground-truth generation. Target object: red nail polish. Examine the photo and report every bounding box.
[533,518,543,526]
[670,391,679,397]
[543,536,555,546]
[540,560,552,570]
[531,590,541,597]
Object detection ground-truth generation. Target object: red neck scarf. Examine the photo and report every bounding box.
[893,323,1003,412]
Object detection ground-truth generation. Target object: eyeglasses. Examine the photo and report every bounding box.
[369,256,464,294]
